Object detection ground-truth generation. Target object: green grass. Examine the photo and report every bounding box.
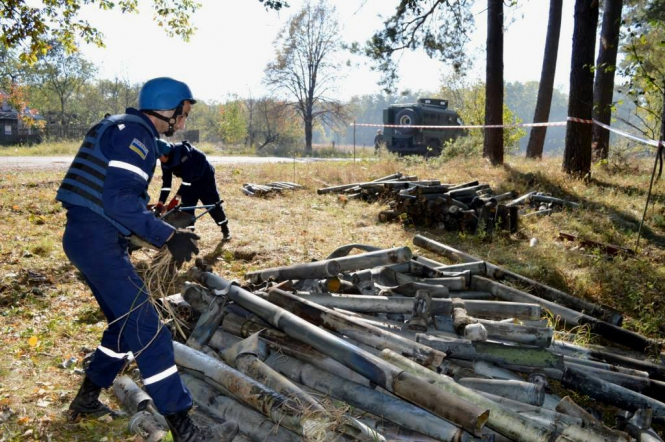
[1,154,664,439]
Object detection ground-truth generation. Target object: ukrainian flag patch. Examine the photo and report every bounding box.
[129,138,148,160]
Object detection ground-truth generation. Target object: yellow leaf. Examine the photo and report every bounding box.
[12,205,20,211]
[28,336,38,347]
[18,416,30,425]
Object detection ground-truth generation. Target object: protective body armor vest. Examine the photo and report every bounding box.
[56,114,154,235]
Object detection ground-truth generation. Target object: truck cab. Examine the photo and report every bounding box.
[383,98,465,156]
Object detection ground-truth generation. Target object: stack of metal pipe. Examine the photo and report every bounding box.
[115,236,665,441]
[507,191,581,218]
[378,180,520,234]
[317,172,442,203]
[242,181,303,197]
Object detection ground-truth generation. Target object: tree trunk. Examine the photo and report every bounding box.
[526,0,563,159]
[304,113,313,155]
[60,97,66,126]
[483,0,504,165]
[592,0,624,161]
[563,0,599,178]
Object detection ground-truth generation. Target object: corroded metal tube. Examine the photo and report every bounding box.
[458,378,545,406]
[127,411,168,442]
[382,350,615,442]
[246,260,342,284]
[551,341,665,381]
[267,288,447,367]
[473,275,659,353]
[414,235,623,326]
[174,342,307,435]
[265,352,474,442]
[218,313,372,387]
[113,375,168,430]
[299,294,541,320]
[417,335,564,370]
[562,367,665,417]
[181,374,300,442]
[413,234,480,263]
[333,246,413,272]
[190,269,489,436]
[381,349,555,442]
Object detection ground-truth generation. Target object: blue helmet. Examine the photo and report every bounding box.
[155,138,173,156]
[138,77,196,111]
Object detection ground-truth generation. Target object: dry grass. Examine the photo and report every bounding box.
[0,141,368,158]
[1,153,665,440]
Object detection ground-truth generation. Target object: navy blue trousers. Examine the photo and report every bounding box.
[180,169,228,228]
[62,206,192,415]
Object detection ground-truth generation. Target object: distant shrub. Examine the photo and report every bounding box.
[442,133,483,160]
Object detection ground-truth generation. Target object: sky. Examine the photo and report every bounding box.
[77,0,576,103]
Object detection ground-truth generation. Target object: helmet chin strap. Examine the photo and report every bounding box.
[145,104,183,137]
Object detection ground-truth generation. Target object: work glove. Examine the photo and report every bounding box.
[167,195,181,211]
[166,229,200,266]
[153,202,166,215]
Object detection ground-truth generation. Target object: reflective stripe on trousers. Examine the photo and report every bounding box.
[63,206,192,415]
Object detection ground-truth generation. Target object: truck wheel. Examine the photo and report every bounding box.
[395,109,418,135]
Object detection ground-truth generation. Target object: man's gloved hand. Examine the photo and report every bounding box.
[167,195,181,211]
[166,229,200,266]
[153,202,166,215]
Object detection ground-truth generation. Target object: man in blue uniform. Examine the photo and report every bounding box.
[56,77,238,442]
[154,140,232,241]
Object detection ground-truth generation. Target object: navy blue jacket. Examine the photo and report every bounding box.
[158,142,214,203]
[58,108,174,247]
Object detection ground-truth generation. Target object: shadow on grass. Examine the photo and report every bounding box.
[409,164,665,331]
[202,240,230,264]
[589,176,665,206]
[501,163,665,247]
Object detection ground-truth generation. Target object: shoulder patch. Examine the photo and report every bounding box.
[181,155,189,163]
[128,138,149,160]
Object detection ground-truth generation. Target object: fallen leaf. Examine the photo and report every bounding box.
[28,336,38,347]
[17,416,30,425]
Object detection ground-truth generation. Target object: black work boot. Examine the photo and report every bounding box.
[68,376,114,422]
[221,225,232,242]
[166,409,239,442]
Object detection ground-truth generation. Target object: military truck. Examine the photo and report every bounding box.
[382,98,465,156]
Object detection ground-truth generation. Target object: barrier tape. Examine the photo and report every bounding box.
[592,119,661,148]
[354,117,662,148]
[352,121,567,129]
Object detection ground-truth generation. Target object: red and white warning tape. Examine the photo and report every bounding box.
[353,117,661,147]
[592,119,661,148]
[352,121,567,129]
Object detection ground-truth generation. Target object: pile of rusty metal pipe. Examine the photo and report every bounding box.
[149,241,663,441]
[317,171,442,203]
[318,175,581,235]
[110,239,664,441]
[374,180,521,234]
[507,191,581,217]
[242,181,302,197]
